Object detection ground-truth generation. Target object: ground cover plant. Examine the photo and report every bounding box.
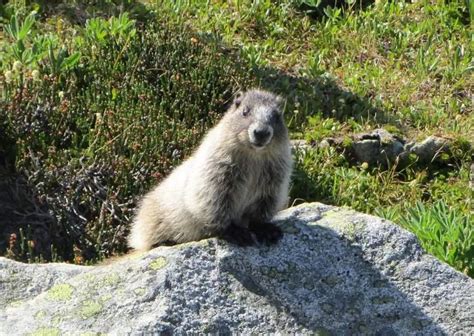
[0,0,472,276]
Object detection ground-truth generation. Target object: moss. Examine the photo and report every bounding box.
[449,136,473,162]
[384,125,404,139]
[176,239,210,249]
[133,287,146,296]
[34,310,47,320]
[101,272,120,286]
[8,299,23,307]
[342,135,353,148]
[148,256,168,271]
[29,328,61,336]
[321,208,360,240]
[100,293,112,302]
[82,273,96,282]
[51,315,62,326]
[47,283,74,301]
[79,300,103,319]
[87,272,121,291]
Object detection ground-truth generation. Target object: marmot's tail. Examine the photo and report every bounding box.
[127,222,153,251]
[128,191,165,251]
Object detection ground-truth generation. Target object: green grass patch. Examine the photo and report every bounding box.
[377,201,473,276]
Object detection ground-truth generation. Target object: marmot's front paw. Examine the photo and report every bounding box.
[249,221,283,245]
[218,224,255,246]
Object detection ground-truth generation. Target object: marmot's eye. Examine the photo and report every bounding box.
[270,111,280,122]
[242,107,250,117]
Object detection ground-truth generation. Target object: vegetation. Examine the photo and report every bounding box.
[0,0,472,276]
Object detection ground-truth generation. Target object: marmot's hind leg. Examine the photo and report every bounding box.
[248,221,283,245]
[217,222,255,246]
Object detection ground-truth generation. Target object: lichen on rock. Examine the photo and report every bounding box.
[79,300,103,319]
[148,256,167,271]
[47,283,74,301]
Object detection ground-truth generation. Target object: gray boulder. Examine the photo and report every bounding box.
[408,136,449,163]
[352,129,405,166]
[1,202,473,335]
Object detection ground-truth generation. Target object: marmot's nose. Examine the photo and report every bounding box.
[253,128,271,141]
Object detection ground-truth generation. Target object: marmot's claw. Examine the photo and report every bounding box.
[219,224,255,247]
[249,221,283,245]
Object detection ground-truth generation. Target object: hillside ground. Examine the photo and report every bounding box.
[0,0,472,276]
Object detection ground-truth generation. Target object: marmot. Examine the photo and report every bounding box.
[128,89,292,250]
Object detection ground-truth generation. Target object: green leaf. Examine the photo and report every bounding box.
[63,52,81,70]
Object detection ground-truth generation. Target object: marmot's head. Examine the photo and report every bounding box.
[226,89,287,151]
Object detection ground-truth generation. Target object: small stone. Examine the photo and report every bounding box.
[352,128,405,166]
[319,139,331,148]
[352,139,380,165]
[410,136,449,163]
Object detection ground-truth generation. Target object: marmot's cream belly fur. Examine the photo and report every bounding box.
[128,89,293,250]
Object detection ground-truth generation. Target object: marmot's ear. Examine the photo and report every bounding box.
[275,95,285,113]
[233,90,244,108]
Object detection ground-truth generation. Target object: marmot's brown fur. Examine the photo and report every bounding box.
[128,89,293,250]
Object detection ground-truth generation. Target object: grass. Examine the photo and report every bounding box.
[0,0,472,276]
[377,201,473,274]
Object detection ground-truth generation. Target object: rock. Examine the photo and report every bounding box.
[318,138,332,148]
[1,203,473,335]
[352,129,405,166]
[409,136,449,163]
[352,138,380,164]
[290,139,311,150]
[298,130,463,170]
